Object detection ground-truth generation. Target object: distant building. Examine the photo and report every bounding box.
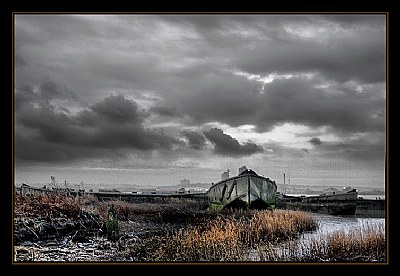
[239,166,248,175]
[221,169,230,180]
[180,179,190,186]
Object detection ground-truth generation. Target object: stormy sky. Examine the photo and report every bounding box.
[14,14,386,188]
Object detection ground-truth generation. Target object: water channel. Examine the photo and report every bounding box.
[249,213,386,261]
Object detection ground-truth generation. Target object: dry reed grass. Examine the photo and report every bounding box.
[124,209,318,262]
[15,193,385,262]
[255,221,386,262]
[300,221,386,262]
[14,192,82,219]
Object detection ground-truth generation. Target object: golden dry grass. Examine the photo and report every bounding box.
[14,192,385,262]
[256,221,386,262]
[14,192,82,219]
[138,209,319,261]
[303,222,386,262]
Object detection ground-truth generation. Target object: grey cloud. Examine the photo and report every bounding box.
[305,132,385,162]
[309,137,322,145]
[15,87,179,163]
[91,94,143,124]
[84,52,162,86]
[13,14,386,168]
[14,80,88,118]
[163,74,384,134]
[15,55,27,66]
[164,14,385,83]
[315,14,386,27]
[181,130,206,150]
[235,31,385,84]
[15,131,114,163]
[161,70,263,128]
[15,15,103,46]
[256,78,385,133]
[14,84,39,110]
[203,128,263,156]
[40,80,85,104]
[149,105,180,117]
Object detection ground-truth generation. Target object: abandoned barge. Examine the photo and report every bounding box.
[206,167,277,212]
[276,187,358,216]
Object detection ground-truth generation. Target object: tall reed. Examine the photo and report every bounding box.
[256,221,386,262]
[301,221,386,262]
[126,209,318,262]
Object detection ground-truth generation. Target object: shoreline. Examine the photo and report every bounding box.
[15,185,386,218]
[13,192,386,263]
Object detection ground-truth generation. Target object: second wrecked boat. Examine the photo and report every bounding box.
[206,167,277,212]
[276,186,358,216]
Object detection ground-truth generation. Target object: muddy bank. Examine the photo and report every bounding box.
[13,193,211,262]
[14,192,384,263]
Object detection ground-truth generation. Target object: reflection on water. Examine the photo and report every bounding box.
[297,213,385,259]
[307,213,385,237]
[250,213,386,261]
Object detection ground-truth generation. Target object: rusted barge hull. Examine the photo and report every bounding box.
[276,189,358,216]
[15,185,209,204]
[206,169,277,212]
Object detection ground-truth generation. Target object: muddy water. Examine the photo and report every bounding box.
[305,213,385,236]
[249,214,386,261]
[297,213,386,252]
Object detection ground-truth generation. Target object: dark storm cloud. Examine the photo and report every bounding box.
[15,84,179,163]
[165,74,384,134]
[316,14,385,26]
[256,78,385,133]
[14,15,180,102]
[149,105,180,117]
[311,134,385,162]
[15,15,386,123]
[14,14,386,169]
[163,14,385,83]
[40,80,85,104]
[167,14,385,35]
[309,137,322,145]
[181,130,206,150]
[14,84,38,110]
[15,14,102,45]
[162,70,264,127]
[235,31,385,84]
[163,15,385,135]
[203,128,263,156]
[91,94,143,124]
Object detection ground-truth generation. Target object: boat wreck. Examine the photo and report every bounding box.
[276,186,358,216]
[206,167,277,212]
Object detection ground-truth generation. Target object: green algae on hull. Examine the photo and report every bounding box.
[206,168,277,212]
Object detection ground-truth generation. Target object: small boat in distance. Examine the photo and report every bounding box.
[276,186,358,216]
[206,167,277,212]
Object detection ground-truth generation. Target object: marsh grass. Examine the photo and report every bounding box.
[298,222,386,262]
[122,209,319,262]
[254,221,386,262]
[14,193,386,263]
[14,192,82,219]
[100,197,213,224]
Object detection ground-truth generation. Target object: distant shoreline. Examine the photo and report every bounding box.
[15,181,385,196]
